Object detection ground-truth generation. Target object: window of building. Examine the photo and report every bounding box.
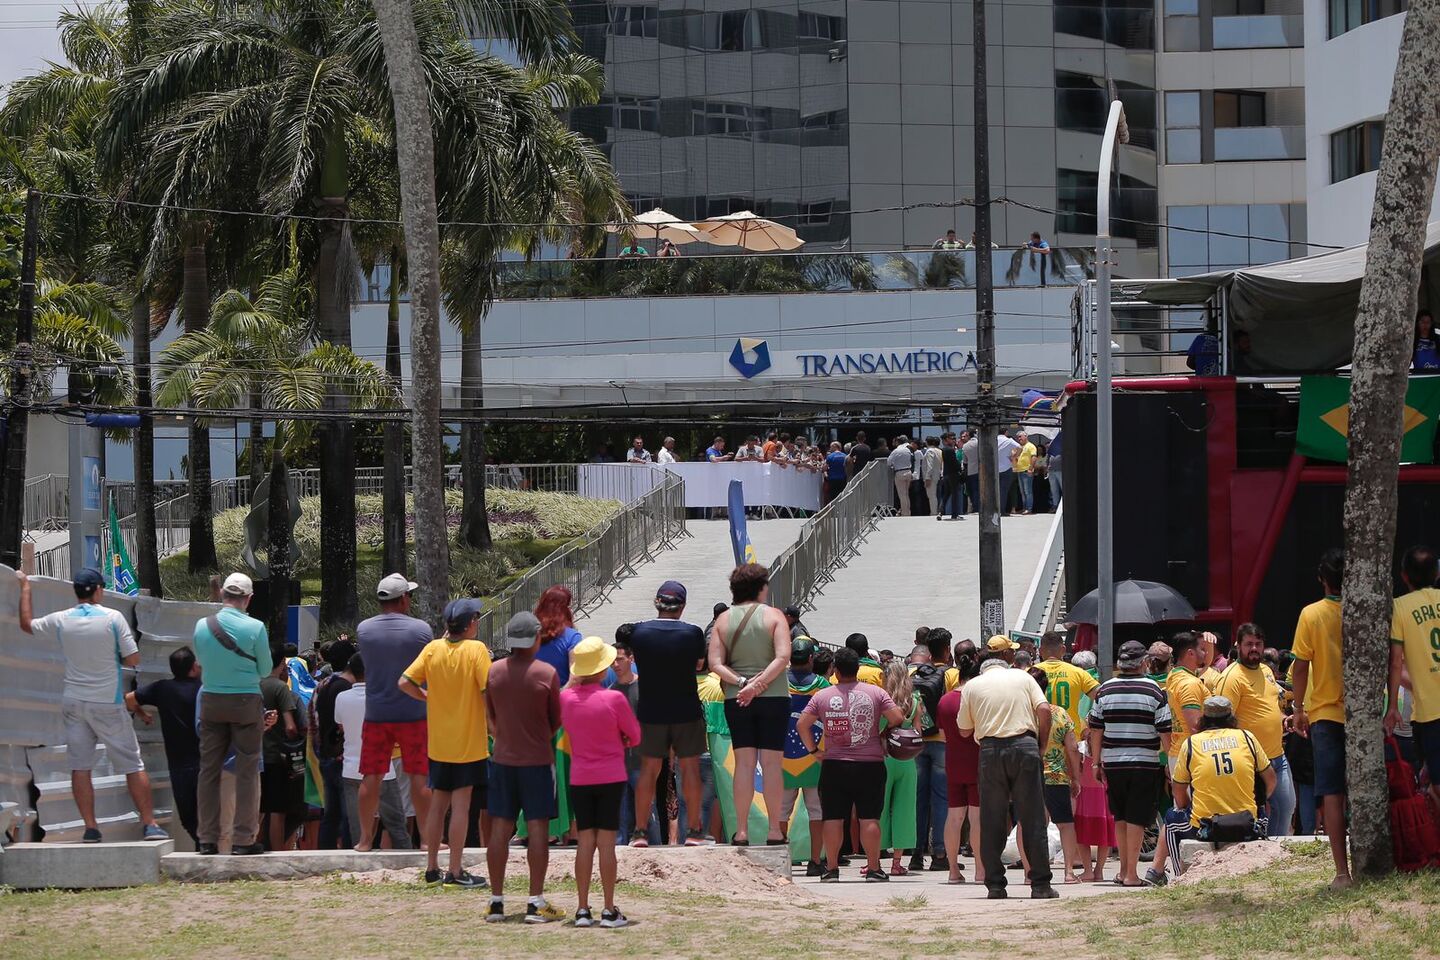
[1165,204,1306,274]
[1213,91,1266,127]
[1330,120,1384,182]
[797,11,845,43]
[1165,91,1201,163]
[1328,0,1407,38]
[799,200,833,227]
[691,101,754,136]
[609,5,658,39]
[616,96,659,132]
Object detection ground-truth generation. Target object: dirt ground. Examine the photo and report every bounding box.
[3,842,1438,960]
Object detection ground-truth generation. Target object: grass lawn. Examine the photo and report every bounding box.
[4,844,1437,960]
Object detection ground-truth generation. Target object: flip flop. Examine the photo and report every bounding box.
[946,876,966,885]
[891,865,910,876]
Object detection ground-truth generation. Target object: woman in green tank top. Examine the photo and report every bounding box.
[706,563,792,845]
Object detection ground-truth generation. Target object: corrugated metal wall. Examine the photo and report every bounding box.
[0,566,218,844]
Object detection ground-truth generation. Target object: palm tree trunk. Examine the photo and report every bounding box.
[372,0,450,626]
[314,129,358,627]
[181,220,217,572]
[248,384,264,496]
[382,250,407,574]
[131,294,162,596]
[459,320,492,550]
[267,421,291,643]
[1341,0,1440,880]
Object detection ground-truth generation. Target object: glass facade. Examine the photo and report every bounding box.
[1165,203,1306,275]
[1330,120,1385,182]
[1327,0,1406,38]
[565,0,1158,265]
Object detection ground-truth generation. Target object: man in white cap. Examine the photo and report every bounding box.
[355,572,434,850]
[191,572,271,854]
[18,567,169,843]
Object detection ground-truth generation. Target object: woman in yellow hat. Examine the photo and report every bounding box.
[562,637,642,928]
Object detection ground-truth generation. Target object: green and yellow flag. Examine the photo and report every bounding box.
[1296,376,1440,464]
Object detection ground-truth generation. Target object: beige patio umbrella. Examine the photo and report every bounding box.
[605,207,705,247]
[695,210,804,251]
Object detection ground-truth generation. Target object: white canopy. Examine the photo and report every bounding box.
[606,207,705,246]
[695,210,804,252]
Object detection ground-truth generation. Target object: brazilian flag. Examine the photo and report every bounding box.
[1296,375,1440,464]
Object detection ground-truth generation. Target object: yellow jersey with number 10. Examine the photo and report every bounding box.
[1391,587,1440,724]
[1035,658,1098,732]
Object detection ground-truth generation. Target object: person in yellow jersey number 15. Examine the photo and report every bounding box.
[1386,545,1440,808]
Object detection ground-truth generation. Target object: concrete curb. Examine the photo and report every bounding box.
[0,840,175,889]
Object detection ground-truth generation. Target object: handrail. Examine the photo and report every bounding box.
[1014,503,1066,636]
[473,467,687,652]
[765,460,894,639]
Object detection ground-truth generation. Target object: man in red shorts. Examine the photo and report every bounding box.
[355,573,434,850]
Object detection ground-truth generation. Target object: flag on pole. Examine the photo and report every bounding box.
[728,479,756,565]
[105,497,140,596]
[1296,375,1440,464]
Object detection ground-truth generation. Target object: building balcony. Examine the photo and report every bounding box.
[1212,125,1305,161]
[1211,13,1304,48]
[361,248,1095,305]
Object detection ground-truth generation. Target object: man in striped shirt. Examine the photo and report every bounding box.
[1087,640,1172,887]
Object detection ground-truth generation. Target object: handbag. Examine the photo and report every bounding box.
[1197,811,1259,843]
[278,737,308,780]
[885,726,925,761]
[1386,736,1440,871]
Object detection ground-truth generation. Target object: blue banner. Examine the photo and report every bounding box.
[728,479,755,566]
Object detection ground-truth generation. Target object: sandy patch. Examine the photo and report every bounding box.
[1172,840,1291,885]
[337,847,797,898]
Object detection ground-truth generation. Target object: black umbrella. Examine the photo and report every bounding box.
[1067,579,1195,626]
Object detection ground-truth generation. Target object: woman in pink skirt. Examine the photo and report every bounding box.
[1071,653,1113,881]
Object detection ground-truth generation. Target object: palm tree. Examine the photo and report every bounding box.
[1343,0,1440,878]
[4,276,135,405]
[0,2,169,593]
[156,264,398,637]
[103,0,586,624]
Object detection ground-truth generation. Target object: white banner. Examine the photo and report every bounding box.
[663,462,823,510]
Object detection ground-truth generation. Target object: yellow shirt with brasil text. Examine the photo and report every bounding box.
[1292,596,1344,725]
[1165,666,1208,760]
[403,636,492,763]
[1174,727,1270,828]
[1392,587,1440,724]
[1035,658,1098,733]
[1214,662,1286,759]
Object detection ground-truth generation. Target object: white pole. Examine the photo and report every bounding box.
[1095,99,1127,678]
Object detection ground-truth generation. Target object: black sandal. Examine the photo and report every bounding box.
[731,835,750,847]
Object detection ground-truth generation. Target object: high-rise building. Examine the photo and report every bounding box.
[566,0,1163,275]
[1303,0,1438,250]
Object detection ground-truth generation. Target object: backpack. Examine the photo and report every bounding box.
[911,664,945,738]
[1387,736,1440,872]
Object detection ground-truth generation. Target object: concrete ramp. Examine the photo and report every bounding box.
[796,514,1055,648]
[573,518,805,641]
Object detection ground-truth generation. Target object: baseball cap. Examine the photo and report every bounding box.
[221,572,254,597]
[444,598,484,635]
[1203,695,1235,719]
[73,568,105,592]
[1117,640,1148,669]
[656,580,687,608]
[504,611,542,649]
[986,634,1020,652]
[570,636,617,679]
[791,636,817,663]
[1147,641,1173,662]
[783,605,803,619]
[376,572,418,601]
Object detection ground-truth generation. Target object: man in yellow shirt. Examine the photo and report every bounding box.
[1291,548,1350,888]
[1166,696,1276,877]
[1014,430,1038,514]
[1215,623,1294,836]
[1034,631,1098,732]
[1386,545,1440,806]
[399,599,492,888]
[1146,632,1208,884]
[846,633,885,686]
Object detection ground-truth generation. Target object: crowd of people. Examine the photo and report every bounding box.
[13,534,1438,912]
[619,427,1061,516]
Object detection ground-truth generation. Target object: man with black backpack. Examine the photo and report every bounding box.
[193,573,272,856]
[906,645,949,872]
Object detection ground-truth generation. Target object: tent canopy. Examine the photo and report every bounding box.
[1137,221,1440,373]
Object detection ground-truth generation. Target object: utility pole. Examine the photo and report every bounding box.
[973,0,1005,640]
[0,189,40,569]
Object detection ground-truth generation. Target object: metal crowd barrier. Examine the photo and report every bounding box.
[0,568,211,844]
[474,468,687,652]
[765,460,894,640]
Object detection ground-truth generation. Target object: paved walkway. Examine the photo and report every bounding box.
[796,514,1056,647]
[573,517,805,641]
